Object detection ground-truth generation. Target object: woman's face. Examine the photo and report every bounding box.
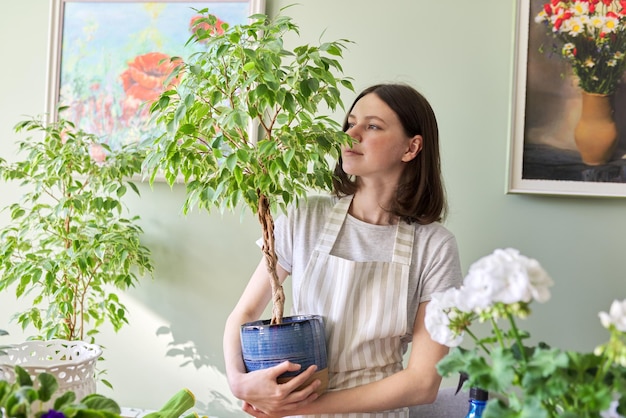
[341,93,421,182]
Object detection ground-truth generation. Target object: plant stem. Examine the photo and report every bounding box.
[506,312,528,363]
[465,327,491,355]
[491,316,505,348]
[257,191,284,324]
[595,331,617,383]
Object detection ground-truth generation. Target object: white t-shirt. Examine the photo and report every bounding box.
[271,194,463,338]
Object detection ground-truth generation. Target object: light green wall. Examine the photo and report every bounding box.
[2,1,626,416]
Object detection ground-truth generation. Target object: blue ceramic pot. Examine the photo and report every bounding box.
[240,314,327,379]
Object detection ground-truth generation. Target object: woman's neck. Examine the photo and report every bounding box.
[349,188,397,225]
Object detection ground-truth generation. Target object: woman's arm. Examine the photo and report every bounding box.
[245,301,448,418]
[223,257,322,415]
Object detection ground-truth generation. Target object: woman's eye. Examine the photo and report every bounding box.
[367,124,379,130]
[346,122,355,129]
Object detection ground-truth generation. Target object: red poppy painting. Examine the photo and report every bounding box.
[47,0,264,152]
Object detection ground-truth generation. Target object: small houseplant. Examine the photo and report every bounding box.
[425,248,626,417]
[144,8,353,387]
[0,365,206,418]
[0,111,153,342]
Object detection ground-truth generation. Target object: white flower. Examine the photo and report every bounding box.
[463,248,553,306]
[599,299,626,332]
[590,15,604,30]
[604,15,619,33]
[564,17,585,36]
[534,10,548,24]
[425,290,464,347]
[425,249,554,347]
[572,1,589,16]
[446,286,481,314]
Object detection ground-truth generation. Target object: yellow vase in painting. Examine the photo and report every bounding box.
[574,91,618,166]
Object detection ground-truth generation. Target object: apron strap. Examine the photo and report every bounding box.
[314,195,353,254]
[391,222,415,265]
[315,195,415,265]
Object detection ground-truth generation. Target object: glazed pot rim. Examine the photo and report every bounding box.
[241,314,324,330]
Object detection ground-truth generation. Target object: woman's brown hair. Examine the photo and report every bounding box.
[332,83,447,224]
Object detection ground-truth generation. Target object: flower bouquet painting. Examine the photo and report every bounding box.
[47,0,260,152]
[534,0,626,166]
[426,248,626,418]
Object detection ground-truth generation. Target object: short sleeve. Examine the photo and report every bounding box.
[418,233,463,303]
[272,209,295,274]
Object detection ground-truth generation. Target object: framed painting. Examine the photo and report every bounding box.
[46,0,265,151]
[508,0,626,197]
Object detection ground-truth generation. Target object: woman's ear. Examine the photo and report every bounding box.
[402,135,423,162]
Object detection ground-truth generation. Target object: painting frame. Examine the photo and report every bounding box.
[507,0,626,197]
[46,0,265,154]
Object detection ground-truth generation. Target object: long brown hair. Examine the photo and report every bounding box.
[332,83,447,224]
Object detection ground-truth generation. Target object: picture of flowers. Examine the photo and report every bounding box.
[508,0,626,197]
[47,0,262,152]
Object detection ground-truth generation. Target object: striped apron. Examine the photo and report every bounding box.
[292,195,415,418]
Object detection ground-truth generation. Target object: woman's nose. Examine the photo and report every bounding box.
[346,126,361,141]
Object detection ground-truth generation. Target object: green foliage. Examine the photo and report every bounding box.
[144,9,355,217]
[0,113,154,341]
[0,366,204,418]
[0,366,120,418]
[437,313,626,418]
[144,8,354,322]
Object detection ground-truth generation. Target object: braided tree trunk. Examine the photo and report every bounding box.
[257,192,285,324]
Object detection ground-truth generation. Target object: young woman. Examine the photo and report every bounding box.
[223,83,462,418]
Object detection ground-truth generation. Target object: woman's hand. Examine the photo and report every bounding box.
[236,361,322,417]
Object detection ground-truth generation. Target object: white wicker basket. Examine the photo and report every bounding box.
[0,339,102,402]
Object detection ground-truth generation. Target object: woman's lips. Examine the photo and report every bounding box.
[343,149,362,156]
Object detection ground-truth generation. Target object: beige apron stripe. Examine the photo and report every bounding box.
[315,196,352,253]
[391,223,414,265]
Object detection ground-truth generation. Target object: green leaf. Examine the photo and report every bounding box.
[225,153,238,172]
[179,124,197,135]
[36,372,59,402]
[80,393,122,414]
[53,388,77,410]
[233,166,243,184]
[14,365,33,386]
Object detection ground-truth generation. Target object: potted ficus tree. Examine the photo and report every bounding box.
[0,111,153,396]
[143,8,354,390]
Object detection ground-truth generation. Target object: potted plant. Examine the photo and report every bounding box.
[0,111,154,394]
[0,364,206,418]
[425,248,626,417]
[144,8,354,389]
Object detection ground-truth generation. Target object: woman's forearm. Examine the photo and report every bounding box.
[294,366,441,416]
